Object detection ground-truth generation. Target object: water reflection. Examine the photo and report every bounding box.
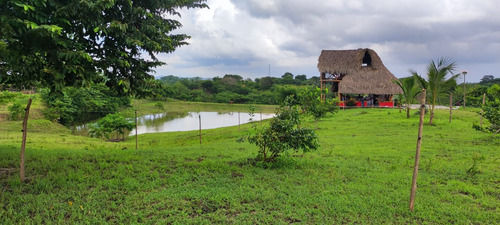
[131,111,275,135]
[71,111,275,136]
[71,123,94,137]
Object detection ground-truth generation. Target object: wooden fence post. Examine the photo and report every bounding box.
[199,114,202,145]
[135,110,138,150]
[480,93,486,128]
[410,89,426,211]
[449,94,453,123]
[260,109,262,126]
[20,98,32,182]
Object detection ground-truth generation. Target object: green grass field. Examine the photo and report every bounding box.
[1,98,499,224]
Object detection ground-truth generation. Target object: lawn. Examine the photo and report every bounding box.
[0,99,498,224]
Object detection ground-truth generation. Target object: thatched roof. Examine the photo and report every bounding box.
[318,48,402,95]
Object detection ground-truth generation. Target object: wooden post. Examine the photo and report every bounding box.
[320,73,324,101]
[20,98,32,182]
[449,94,453,123]
[399,97,402,113]
[339,93,344,110]
[410,89,426,211]
[462,71,467,108]
[480,93,486,128]
[135,110,138,150]
[198,114,202,145]
[260,109,262,126]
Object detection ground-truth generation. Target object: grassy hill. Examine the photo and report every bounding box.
[0,97,498,224]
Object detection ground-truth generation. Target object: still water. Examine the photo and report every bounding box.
[71,111,275,136]
[132,111,274,135]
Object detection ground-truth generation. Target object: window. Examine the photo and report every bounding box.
[362,51,372,67]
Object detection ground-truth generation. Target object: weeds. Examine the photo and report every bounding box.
[466,153,485,177]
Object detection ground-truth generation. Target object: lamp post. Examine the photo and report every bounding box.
[462,71,467,108]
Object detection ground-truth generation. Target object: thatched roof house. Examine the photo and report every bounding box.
[318,48,402,95]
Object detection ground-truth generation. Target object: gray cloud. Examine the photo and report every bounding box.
[155,0,500,82]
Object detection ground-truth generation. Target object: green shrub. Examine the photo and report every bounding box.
[0,91,22,103]
[88,113,134,141]
[297,86,339,128]
[474,85,500,134]
[154,102,164,111]
[41,84,130,125]
[346,98,357,106]
[8,102,24,121]
[414,105,429,115]
[248,97,318,161]
[482,103,499,133]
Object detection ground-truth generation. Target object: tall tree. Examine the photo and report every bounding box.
[392,77,421,118]
[412,57,459,124]
[0,0,207,95]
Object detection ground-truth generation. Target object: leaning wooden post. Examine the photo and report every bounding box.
[449,94,453,123]
[20,98,32,182]
[135,110,138,150]
[198,114,202,145]
[410,89,426,211]
[480,93,486,128]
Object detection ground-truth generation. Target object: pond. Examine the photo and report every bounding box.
[71,111,275,136]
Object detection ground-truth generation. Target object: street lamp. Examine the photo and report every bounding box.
[462,71,467,108]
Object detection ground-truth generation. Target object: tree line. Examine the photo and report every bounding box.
[152,73,320,105]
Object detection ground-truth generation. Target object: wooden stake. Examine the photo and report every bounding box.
[135,110,138,150]
[480,93,486,128]
[463,73,466,108]
[199,114,202,145]
[410,89,426,211]
[20,98,32,182]
[260,109,262,126]
[320,73,324,101]
[449,94,453,123]
[399,98,402,113]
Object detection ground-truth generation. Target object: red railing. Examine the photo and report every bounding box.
[339,101,394,107]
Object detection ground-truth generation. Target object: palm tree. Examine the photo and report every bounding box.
[412,57,460,124]
[392,77,421,118]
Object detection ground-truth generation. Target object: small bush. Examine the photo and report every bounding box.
[0,91,22,103]
[248,97,318,162]
[88,113,134,141]
[346,98,357,106]
[155,102,164,111]
[466,153,485,177]
[8,102,24,121]
[414,105,429,115]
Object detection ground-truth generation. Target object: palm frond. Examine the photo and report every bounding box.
[411,71,427,90]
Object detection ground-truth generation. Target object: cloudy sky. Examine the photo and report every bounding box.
[154,0,499,82]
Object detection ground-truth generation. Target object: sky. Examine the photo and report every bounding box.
[154,0,500,83]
